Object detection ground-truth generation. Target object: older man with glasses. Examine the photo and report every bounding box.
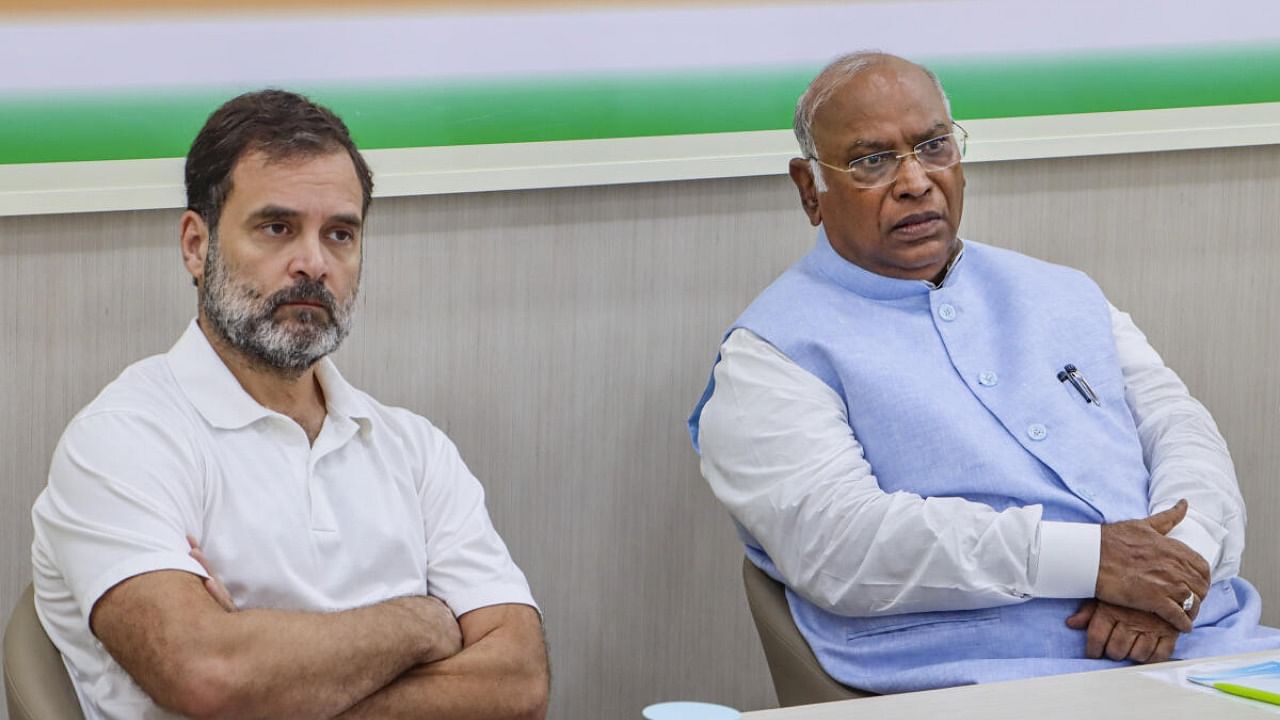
[688,51,1280,694]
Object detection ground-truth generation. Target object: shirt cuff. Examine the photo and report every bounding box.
[1030,521,1101,598]
[1166,517,1223,572]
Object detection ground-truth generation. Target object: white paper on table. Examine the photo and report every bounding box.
[1140,656,1280,715]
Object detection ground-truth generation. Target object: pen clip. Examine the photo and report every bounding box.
[1059,364,1101,406]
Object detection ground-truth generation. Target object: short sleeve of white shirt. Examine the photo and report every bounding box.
[35,409,209,625]
[414,419,538,616]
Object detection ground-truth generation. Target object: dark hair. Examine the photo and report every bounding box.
[184,89,374,231]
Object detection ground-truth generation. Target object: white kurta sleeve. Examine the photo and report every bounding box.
[1110,304,1245,582]
[696,329,1099,617]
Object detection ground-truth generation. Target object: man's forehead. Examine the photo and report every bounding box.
[230,147,355,181]
[225,149,363,216]
[812,62,949,146]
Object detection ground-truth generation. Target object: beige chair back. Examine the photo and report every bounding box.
[4,584,85,720]
[741,557,870,706]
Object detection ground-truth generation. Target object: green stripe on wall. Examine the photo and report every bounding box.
[3,44,1279,165]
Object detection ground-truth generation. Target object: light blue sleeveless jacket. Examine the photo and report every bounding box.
[690,231,1274,692]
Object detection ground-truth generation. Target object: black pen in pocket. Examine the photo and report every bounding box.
[1057,364,1100,406]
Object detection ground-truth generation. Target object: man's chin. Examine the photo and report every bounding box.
[879,236,959,281]
[899,235,954,258]
[889,226,954,249]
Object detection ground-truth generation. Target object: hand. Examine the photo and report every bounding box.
[187,535,237,612]
[1067,600,1179,663]
[401,595,463,664]
[1096,499,1210,633]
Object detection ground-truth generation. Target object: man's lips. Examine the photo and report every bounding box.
[279,300,328,311]
[890,211,945,239]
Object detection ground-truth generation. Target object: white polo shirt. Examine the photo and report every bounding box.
[31,320,537,720]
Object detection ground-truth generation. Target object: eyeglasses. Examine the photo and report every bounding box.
[810,123,968,189]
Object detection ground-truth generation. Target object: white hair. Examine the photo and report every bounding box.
[794,51,952,193]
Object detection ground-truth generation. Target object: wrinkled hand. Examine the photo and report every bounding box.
[187,535,237,612]
[1067,600,1180,663]
[1096,500,1209,633]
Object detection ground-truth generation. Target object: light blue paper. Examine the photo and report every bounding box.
[641,701,741,720]
[1189,660,1280,687]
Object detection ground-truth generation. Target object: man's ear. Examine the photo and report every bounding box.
[179,211,209,288]
[788,158,822,227]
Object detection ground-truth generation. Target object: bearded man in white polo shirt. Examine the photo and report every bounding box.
[31,90,548,720]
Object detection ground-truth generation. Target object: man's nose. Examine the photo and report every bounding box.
[288,232,328,280]
[893,155,934,199]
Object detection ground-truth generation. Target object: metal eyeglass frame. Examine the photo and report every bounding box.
[808,122,969,189]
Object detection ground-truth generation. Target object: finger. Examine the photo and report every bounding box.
[1174,553,1212,597]
[1151,635,1177,664]
[189,547,215,575]
[215,583,235,611]
[1155,599,1194,633]
[1066,602,1097,629]
[186,534,199,550]
[205,577,236,612]
[203,568,236,607]
[1187,567,1211,602]
[1129,633,1157,664]
[1147,499,1188,535]
[1190,554,1212,583]
[1086,614,1115,659]
[1184,591,1202,624]
[187,547,235,611]
[1105,625,1138,661]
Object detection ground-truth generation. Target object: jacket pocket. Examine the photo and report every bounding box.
[845,608,1001,641]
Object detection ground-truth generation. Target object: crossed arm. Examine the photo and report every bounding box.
[698,307,1238,664]
[337,602,547,719]
[90,567,547,720]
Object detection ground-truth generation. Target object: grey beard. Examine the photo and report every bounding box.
[200,235,356,377]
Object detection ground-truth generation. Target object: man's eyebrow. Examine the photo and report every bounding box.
[247,205,301,224]
[331,213,363,229]
[844,137,891,155]
[246,206,363,230]
[841,122,952,157]
[912,122,951,142]
[844,139,885,152]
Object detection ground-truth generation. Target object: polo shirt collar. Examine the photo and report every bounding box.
[807,226,966,301]
[166,320,373,432]
[314,359,374,433]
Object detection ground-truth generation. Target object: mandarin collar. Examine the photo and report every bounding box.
[804,227,966,301]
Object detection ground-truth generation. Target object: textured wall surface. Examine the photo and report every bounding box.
[2,145,1278,719]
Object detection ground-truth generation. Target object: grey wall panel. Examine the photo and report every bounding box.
[1,145,1277,719]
